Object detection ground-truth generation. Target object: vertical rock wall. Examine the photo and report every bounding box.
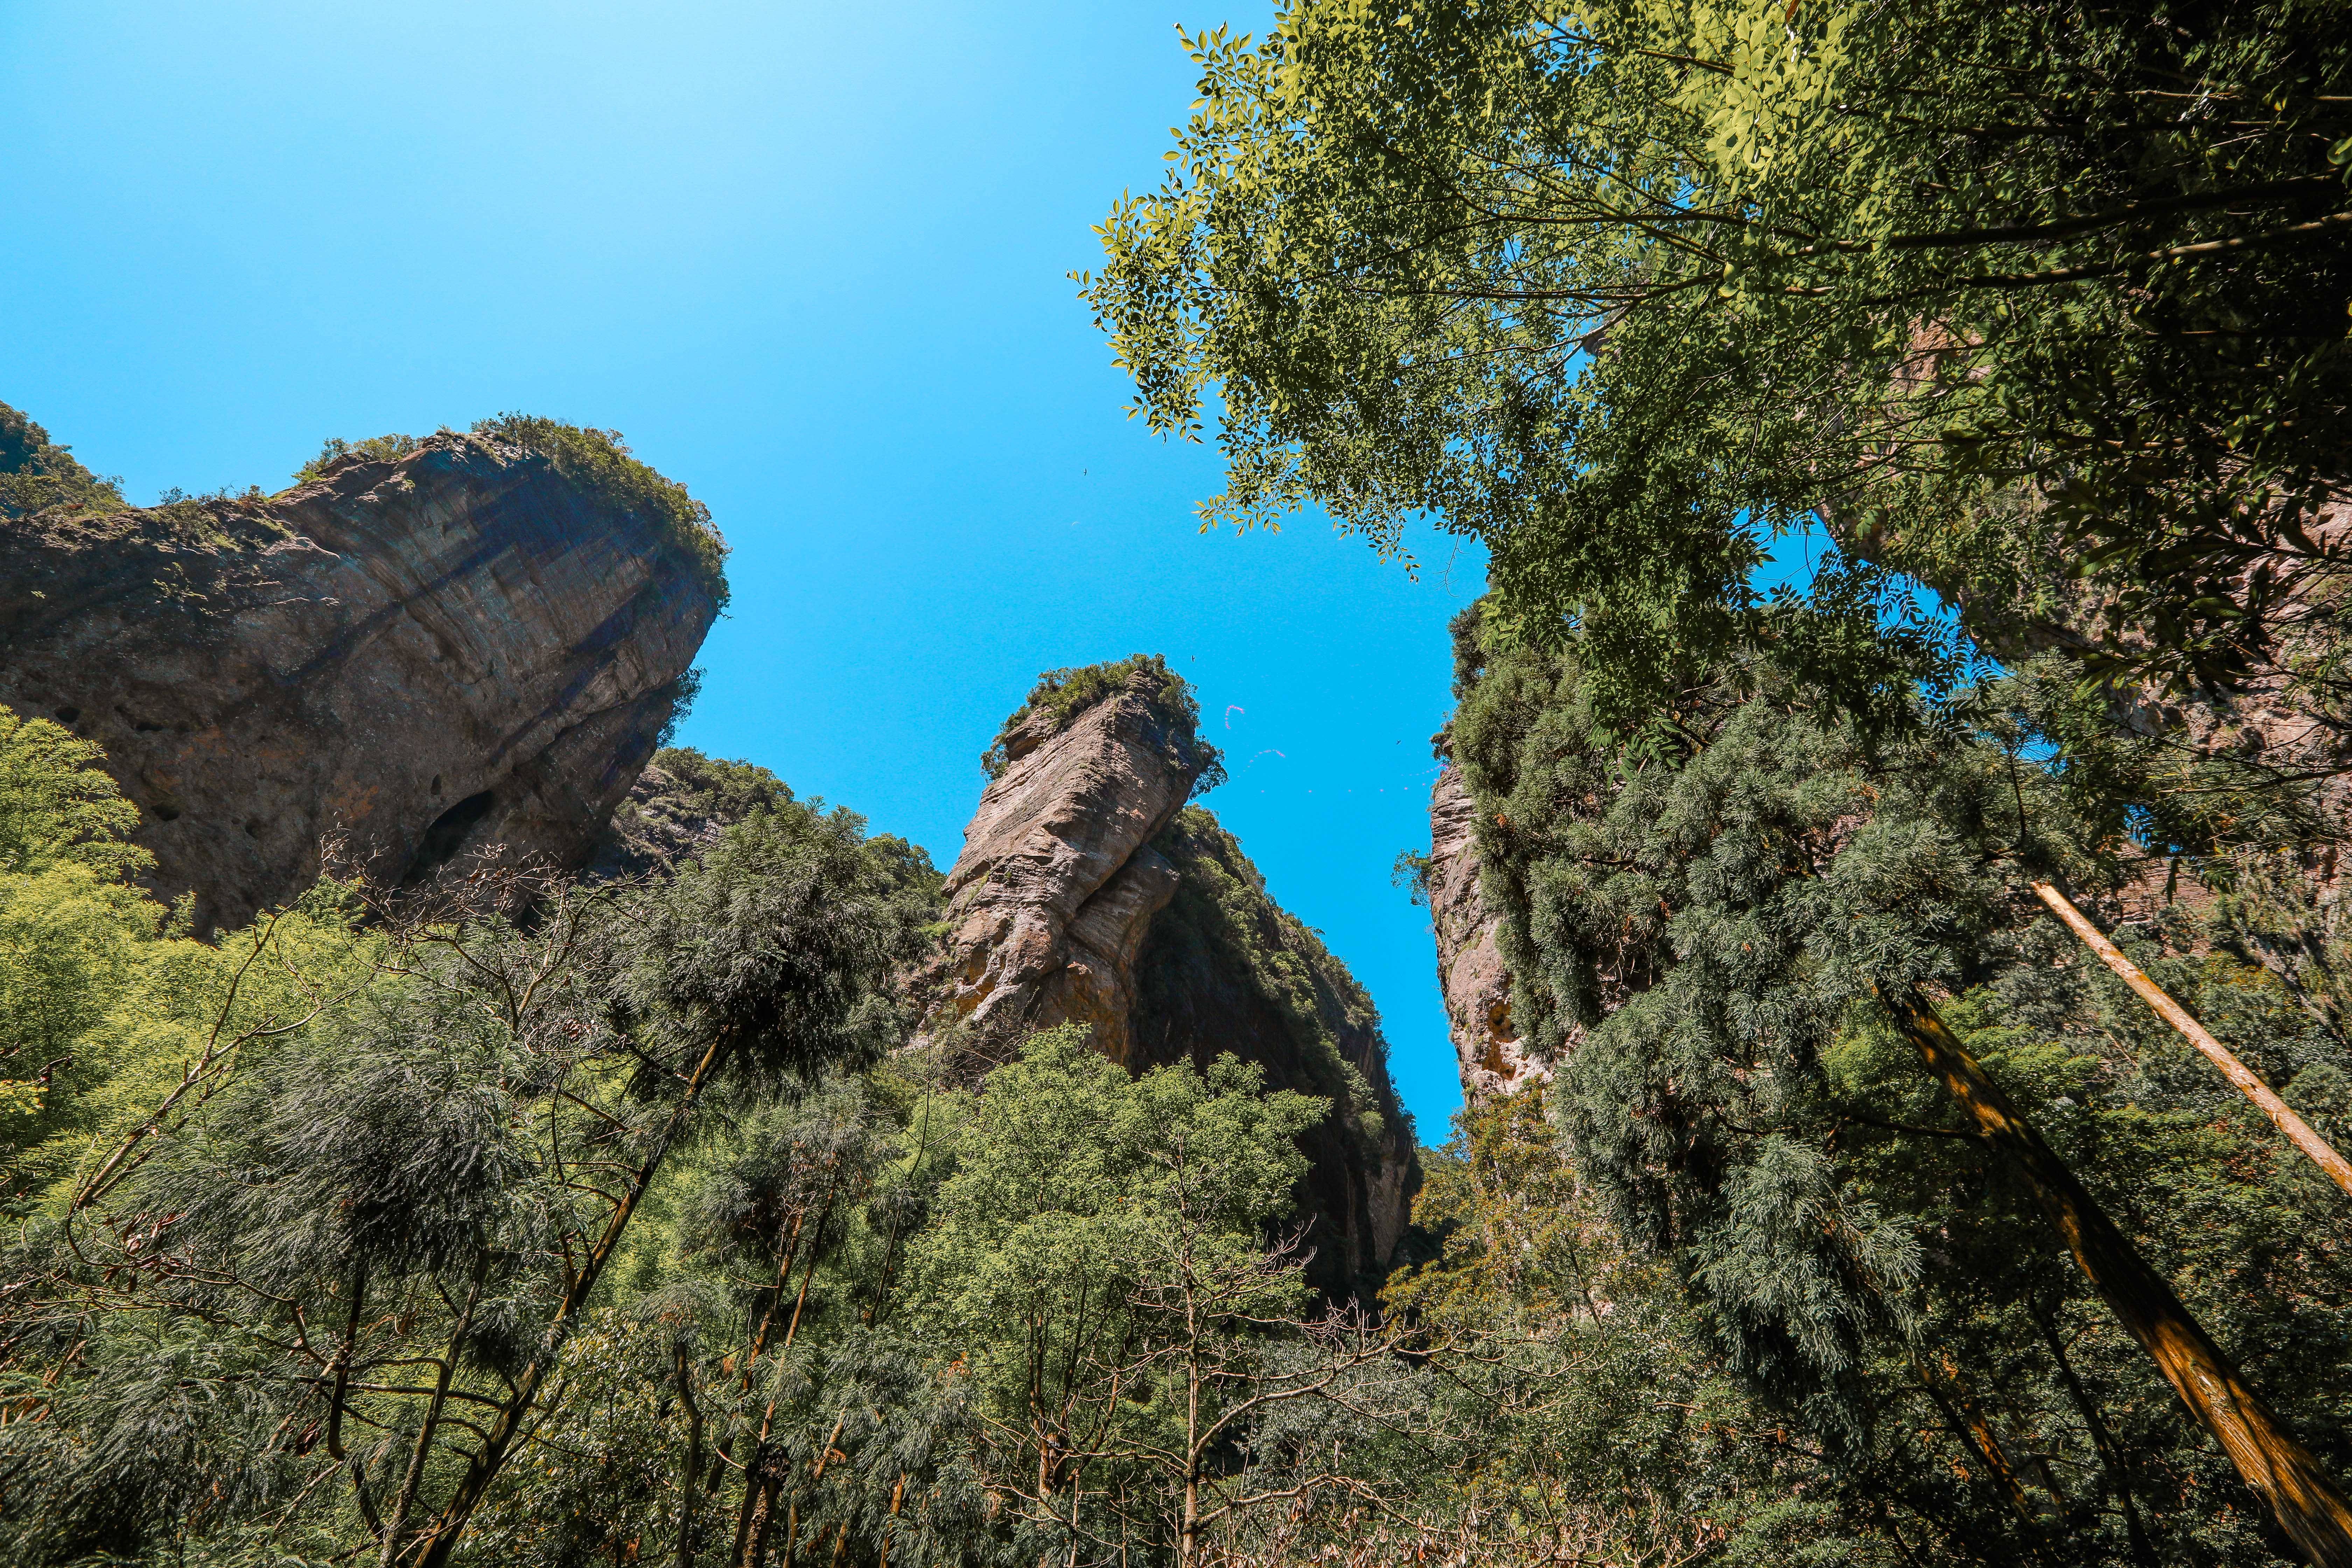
[1427,748,1550,1105]
[917,664,1418,1300]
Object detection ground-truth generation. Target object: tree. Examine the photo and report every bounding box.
[1084,1,2352,742]
[0,792,938,1568]
[905,1025,1379,1568]
[1445,612,2352,1563]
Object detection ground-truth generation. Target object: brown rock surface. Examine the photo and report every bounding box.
[1428,753,1550,1104]
[0,428,721,929]
[920,665,1211,1060]
[918,662,1418,1300]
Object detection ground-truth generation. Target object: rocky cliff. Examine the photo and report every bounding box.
[919,657,1418,1300]
[1427,749,1549,1105]
[0,413,723,929]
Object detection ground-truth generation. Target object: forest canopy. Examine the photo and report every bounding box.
[1083,0,2352,738]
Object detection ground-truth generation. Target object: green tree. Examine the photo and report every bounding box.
[1085,1,2352,737]
[906,1025,1356,1568]
[1446,612,2352,1563]
[0,793,938,1568]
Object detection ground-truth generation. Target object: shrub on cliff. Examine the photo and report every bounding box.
[0,402,122,521]
[471,414,730,610]
[293,414,732,610]
[980,653,1224,785]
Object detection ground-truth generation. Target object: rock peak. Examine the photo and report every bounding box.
[918,657,1416,1300]
[0,417,723,928]
[925,658,1214,1059]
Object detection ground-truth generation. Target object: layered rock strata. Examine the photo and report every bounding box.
[0,428,721,929]
[920,665,1210,1061]
[1428,752,1549,1104]
[919,664,1417,1300]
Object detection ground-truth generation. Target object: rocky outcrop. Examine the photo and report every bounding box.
[920,662,1213,1062]
[588,748,796,880]
[0,423,723,930]
[919,660,1418,1300]
[1428,753,1549,1105]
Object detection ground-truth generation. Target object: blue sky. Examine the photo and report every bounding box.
[1,2,1487,1135]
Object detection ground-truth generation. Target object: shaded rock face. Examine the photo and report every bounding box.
[1133,809,1418,1302]
[1428,752,1550,1105]
[919,667,1417,1300]
[587,748,796,880]
[0,432,720,929]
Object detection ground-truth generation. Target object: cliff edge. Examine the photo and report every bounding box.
[0,412,724,929]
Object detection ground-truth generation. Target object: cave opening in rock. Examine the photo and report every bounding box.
[404,790,495,884]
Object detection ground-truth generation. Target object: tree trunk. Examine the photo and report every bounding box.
[2034,1303,2158,1568]
[413,1031,734,1568]
[675,1341,704,1568]
[379,1264,484,1568]
[1880,984,2352,1568]
[2032,881,2352,1196]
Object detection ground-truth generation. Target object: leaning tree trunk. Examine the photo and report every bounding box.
[1879,985,2352,1568]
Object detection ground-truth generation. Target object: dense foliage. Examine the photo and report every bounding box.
[1084,0,2352,735]
[1444,605,2352,1563]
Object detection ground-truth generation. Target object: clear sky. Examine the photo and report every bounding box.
[1,2,1487,1136]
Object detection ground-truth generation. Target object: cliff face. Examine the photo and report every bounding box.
[1133,808,1417,1301]
[920,662,1417,1300]
[1428,754,1550,1105]
[920,664,1213,1061]
[0,426,722,929]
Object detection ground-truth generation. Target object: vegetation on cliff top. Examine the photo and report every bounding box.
[297,414,731,610]
[0,402,124,522]
[980,652,1225,788]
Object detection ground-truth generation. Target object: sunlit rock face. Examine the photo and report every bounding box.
[918,666,1418,1301]
[919,667,1208,1062]
[1428,752,1552,1105]
[0,432,719,930]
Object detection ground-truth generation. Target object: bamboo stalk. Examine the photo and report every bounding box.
[2032,881,2352,1197]
[1879,983,2352,1567]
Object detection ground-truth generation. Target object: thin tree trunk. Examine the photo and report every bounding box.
[326,1260,368,1461]
[1880,983,2352,1567]
[707,1210,810,1497]
[1180,1345,1201,1568]
[2032,881,2352,1196]
[413,1031,734,1568]
[1912,1355,2047,1553]
[676,1341,705,1568]
[2034,1303,2158,1568]
[728,1182,841,1562]
[379,1265,484,1568]
[878,1472,906,1568]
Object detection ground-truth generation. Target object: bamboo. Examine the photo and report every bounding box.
[1879,984,2352,1567]
[2032,881,2352,1197]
